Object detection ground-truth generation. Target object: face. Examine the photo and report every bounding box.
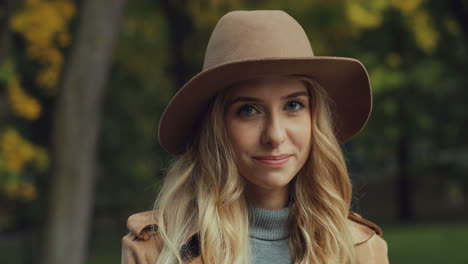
[224,76,312,195]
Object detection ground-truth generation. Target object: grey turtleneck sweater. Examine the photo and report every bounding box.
[249,206,293,264]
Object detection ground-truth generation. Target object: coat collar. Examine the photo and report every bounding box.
[126,210,199,244]
[126,210,382,246]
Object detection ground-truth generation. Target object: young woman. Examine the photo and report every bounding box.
[122,10,389,264]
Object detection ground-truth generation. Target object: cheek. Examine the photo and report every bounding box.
[226,121,259,155]
[289,116,312,154]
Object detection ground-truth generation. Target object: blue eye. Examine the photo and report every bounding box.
[237,105,258,116]
[286,101,304,111]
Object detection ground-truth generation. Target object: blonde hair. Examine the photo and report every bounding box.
[154,76,356,264]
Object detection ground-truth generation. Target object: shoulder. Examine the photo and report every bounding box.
[348,211,383,244]
[348,211,389,264]
[121,211,161,264]
[121,210,200,264]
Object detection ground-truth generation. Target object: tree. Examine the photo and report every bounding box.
[40,1,126,264]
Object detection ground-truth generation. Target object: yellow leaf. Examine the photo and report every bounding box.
[7,76,42,120]
[346,2,383,29]
[410,11,439,53]
[392,0,424,14]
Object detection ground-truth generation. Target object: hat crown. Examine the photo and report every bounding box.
[203,10,314,70]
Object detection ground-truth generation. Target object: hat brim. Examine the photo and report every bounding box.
[158,56,372,155]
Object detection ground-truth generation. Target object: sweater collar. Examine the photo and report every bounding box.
[248,205,290,240]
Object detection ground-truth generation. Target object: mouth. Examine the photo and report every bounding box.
[253,154,292,159]
[253,154,292,167]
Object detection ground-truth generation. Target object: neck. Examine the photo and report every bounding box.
[244,183,290,209]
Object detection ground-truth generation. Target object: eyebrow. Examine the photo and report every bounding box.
[229,91,309,105]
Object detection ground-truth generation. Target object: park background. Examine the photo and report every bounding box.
[1,0,467,263]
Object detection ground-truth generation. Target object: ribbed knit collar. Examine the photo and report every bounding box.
[248,205,290,240]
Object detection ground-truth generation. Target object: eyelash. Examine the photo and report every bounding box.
[236,100,306,116]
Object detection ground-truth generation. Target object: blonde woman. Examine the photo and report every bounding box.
[122,10,389,264]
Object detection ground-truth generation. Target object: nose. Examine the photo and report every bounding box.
[261,113,286,148]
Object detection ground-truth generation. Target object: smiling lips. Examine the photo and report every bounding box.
[253,154,292,167]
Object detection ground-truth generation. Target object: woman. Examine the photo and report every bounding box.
[122,10,389,264]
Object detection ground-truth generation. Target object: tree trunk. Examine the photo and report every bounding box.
[396,93,413,221]
[159,0,194,91]
[386,8,415,222]
[396,131,412,220]
[40,1,126,264]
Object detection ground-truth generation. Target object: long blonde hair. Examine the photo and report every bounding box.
[154,75,356,264]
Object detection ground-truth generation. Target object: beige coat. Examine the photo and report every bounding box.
[121,210,389,264]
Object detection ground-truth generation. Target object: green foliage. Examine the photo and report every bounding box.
[97,0,174,213]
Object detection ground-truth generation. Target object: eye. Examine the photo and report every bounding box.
[285,101,305,111]
[237,104,258,116]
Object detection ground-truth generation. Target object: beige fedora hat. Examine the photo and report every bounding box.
[158,10,372,155]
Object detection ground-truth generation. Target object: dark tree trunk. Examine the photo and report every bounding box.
[396,133,412,220]
[396,93,413,221]
[159,0,194,91]
[40,1,126,264]
[386,8,415,222]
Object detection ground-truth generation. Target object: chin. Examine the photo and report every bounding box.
[257,176,292,190]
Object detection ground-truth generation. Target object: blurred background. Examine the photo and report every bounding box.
[0,0,467,263]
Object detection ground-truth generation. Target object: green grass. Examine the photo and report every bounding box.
[383,223,468,263]
[2,223,468,263]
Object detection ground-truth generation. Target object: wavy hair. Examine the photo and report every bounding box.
[153,76,356,264]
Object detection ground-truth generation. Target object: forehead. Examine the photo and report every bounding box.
[225,76,308,99]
